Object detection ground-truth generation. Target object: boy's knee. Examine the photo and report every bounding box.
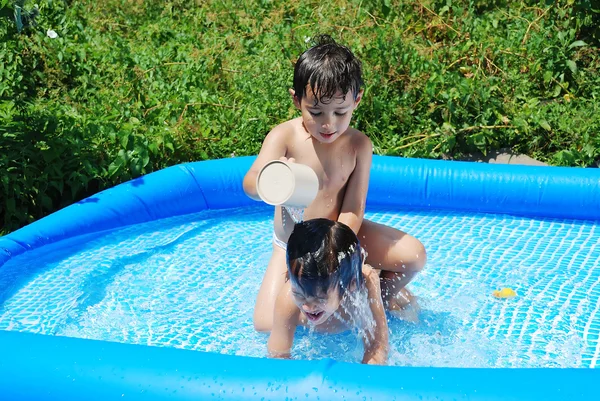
[395,237,427,271]
[413,240,427,270]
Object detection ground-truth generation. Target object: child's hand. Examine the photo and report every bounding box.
[279,156,296,164]
[363,353,387,365]
[361,264,389,365]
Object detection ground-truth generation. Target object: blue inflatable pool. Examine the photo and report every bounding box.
[0,155,599,400]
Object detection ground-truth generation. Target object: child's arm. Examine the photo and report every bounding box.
[361,265,389,365]
[337,133,373,234]
[267,282,300,359]
[243,126,290,201]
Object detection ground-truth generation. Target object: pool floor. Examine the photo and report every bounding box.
[0,206,598,368]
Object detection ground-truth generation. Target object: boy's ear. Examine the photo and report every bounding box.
[289,88,301,110]
[354,89,364,108]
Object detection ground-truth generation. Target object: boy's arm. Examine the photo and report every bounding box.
[337,133,373,234]
[267,282,300,359]
[361,265,389,365]
[243,126,289,201]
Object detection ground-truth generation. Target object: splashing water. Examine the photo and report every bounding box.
[283,206,305,223]
[340,286,377,348]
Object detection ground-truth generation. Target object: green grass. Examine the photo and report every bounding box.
[1,0,599,233]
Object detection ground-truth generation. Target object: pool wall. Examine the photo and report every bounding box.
[1,156,599,400]
[1,330,597,401]
[2,156,598,266]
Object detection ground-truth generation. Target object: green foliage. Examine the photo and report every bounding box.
[1,0,599,233]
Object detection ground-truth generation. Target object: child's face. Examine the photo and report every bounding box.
[290,284,342,325]
[291,87,363,144]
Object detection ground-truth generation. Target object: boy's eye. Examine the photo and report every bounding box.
[308,111,321,116]
[335,112,347,116]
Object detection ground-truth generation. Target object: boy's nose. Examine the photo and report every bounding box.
[321,123,333,132]
[302,304,319,313]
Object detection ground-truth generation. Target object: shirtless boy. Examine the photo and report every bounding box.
[242,35,427,332]
[269,218,389,364]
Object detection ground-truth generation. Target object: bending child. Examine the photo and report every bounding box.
[243,34,426,332]
[268,218,388,364]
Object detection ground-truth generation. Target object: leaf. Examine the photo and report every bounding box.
[41,194,53,210]
[539,120,552,132]
[442,135,456,152]
[554,150,575,166]
[552,84,562,98]
[441,122,455,133]
[566,60,577,74]
[83,160,94,175]
[49,180,64,195]
[14,6,23,32]
[108,153,127,178]
[141,151,150,168]
[583,144,596,158]
[108,161,122,178]
[120,133,129,149]
[118,149,129,163]
[130,158,142,176]
[70,180,82,200]
[568,40,587,49]
[381,0,391,18]
[148,143,159,155]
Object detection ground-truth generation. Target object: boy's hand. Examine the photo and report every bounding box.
[242,126,289,201]
[267,282,300,359]
[361,266,389,365]
[279,156,296,164]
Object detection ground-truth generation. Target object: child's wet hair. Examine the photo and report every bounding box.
[293,34,363,105]
[286,218,364,299]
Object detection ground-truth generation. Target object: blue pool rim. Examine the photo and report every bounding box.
[0,155,599,400]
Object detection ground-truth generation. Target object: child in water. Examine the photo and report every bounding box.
[243,35,426,332]
[269,219,388,364]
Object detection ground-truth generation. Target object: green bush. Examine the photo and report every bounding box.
[1,0,599,234]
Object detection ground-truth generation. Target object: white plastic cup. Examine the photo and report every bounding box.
[256,160,319,207]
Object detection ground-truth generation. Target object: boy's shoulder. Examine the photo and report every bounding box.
[269,117,303,135]
[262,117,303,145]
[344,127,373,154]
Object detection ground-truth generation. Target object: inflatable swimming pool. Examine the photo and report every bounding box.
[0,156,598,400]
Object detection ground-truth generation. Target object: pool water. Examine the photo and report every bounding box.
[0,206,598,368]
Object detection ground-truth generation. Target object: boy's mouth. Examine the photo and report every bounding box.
[319,132,336,140]
[304,310,324,322]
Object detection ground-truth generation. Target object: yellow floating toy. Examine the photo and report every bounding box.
[493,287,517,299]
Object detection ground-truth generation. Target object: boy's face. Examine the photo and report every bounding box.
[290,283,342,325]
[290,87,363,144]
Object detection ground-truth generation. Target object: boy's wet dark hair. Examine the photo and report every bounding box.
[287,218,364,298]
[293,34,363,105]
